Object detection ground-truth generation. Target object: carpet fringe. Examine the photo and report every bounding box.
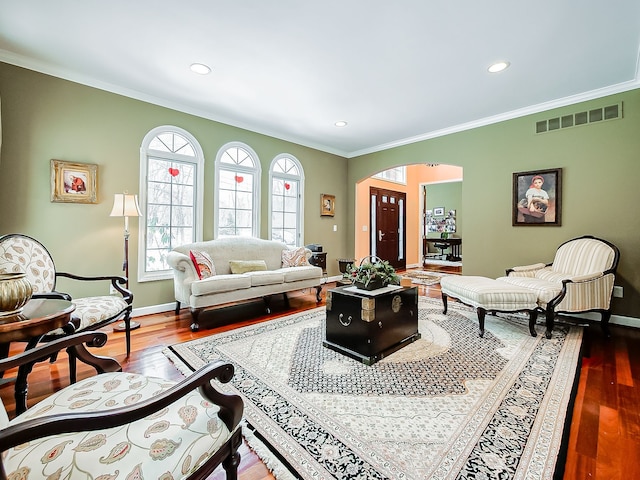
[242,420,299,480]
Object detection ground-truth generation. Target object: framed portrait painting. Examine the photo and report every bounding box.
[51,159,98,204]
[512,168,562,226]
[321,194,335,216]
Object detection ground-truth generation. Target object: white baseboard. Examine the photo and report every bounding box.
[132,302,176,318]
[573,312,640,329]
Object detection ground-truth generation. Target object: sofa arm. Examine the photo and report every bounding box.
[167,251,199,304]
[505,262,547,277]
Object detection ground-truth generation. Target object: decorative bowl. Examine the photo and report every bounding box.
[0,273,33,316]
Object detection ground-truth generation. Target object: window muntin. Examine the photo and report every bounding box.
[373,166,406,184]
[270,155,304,247]
[215,143,261,238]
[139,127,204,282]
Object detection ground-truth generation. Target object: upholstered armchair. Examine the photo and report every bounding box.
[498,235,620,337]
[0,331,243,479]
[0,234,135,356]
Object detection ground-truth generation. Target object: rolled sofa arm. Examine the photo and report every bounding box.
[505,262,547,277]
[167,251,199,304]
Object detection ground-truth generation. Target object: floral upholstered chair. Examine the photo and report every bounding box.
[498,235,620,337]
[0,234,135,358]
[0,331,243,479]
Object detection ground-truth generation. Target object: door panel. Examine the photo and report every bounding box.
[370,187,406,269]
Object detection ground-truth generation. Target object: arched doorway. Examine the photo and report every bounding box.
[355,164,463,270]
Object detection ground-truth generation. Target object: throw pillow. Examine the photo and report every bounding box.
[229,260,268,274]
[281,247,309,267]
[190,250,216,279]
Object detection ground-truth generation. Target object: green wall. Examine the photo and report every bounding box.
[0,63,349,309]
[348,89,640,319]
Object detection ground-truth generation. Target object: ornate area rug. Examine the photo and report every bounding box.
[164,298,582,480]
[404,270,449,285]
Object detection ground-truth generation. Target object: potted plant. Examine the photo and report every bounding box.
[347,256,400,290]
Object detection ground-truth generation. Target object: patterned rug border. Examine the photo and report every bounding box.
[164,299,582,480]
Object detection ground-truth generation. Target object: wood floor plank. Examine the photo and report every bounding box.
[595,405,621,480]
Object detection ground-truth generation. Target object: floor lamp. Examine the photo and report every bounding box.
[110,193,142,332]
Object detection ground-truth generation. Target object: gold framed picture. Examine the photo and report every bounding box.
[321,193,335,216]
[51,159,98,204]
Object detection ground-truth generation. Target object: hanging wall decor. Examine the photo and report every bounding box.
[321,194,335,216]
[512,168,562,226]
[50,159,98,204]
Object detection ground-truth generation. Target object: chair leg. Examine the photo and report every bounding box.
[175,301,181,315]
[476,307,486,337]
[545,306,555,339]
[528,310,538,337]
[68,347,78,384]
[190,307,202,332]
[601,310,612,338]
[222,429,243,480]
[123,313,132,357]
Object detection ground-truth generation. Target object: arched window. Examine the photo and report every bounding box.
[214,142,261,237]
[138,126,204,282]
[269,154,304,246]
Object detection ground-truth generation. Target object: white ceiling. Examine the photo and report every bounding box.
[1,1,639,157]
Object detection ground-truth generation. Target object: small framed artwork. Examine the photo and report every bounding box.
[512,167,562,226]
[51,159,98,204]
[433,207,445,216]
[321,193,335,216]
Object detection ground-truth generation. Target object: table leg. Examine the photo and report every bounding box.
[14,336,44,415]
[0,343,9,378]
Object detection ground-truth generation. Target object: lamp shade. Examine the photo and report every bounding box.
[110,194,142,218]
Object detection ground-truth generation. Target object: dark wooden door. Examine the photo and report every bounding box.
[370,187,406,269]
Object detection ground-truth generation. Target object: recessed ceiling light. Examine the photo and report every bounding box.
[334,121,348,127]
[488,61,510,73]
[190,63,211,75]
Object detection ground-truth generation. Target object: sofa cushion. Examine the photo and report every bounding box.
[281,247,309,267]
[496,276,562,305]
[247,270,285,286]
[190,250,216,279]
[229,260,268,274]
[535,268,573,284]
[281,265,322,282]
[191,274,251,296]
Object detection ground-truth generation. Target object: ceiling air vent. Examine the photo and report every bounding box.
[535,102,622,134]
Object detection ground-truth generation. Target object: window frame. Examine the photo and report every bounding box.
[268,154,305,247]
[138,126,204,282]
[214,142,262,238]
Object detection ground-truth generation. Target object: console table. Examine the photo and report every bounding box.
[423,237,462,262]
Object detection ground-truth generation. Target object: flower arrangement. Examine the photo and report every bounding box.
[346,256,400,290]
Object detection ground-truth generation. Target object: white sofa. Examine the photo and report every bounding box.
[167,237,323,331]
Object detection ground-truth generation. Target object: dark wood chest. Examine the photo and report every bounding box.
[324,285,419,365]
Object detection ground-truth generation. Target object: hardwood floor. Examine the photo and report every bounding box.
[1,268,638,479]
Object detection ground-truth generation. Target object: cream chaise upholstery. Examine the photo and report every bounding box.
[0,332,243,480]
[497,235,619,337]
